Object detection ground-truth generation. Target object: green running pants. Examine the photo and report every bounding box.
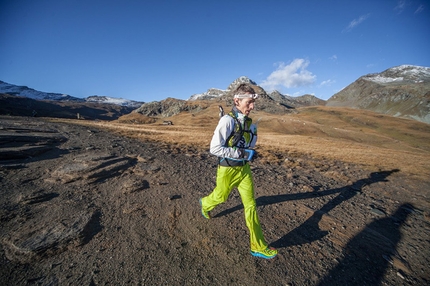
[201,163,268,251]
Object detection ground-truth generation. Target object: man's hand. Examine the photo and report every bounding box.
[238,149,255,161]
[238,148,246,158]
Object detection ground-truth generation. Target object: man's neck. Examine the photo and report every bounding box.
[232,106,246,117]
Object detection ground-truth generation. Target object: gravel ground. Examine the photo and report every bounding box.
[0,115,429,286]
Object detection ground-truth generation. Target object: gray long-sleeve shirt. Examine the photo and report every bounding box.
[209,114,257,160]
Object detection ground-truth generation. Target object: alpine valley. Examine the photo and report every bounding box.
[1,64,429,124]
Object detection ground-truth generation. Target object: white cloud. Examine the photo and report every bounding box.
[329,55,337,61]
[260,59,316,92]
[319,79,336,87]
[292,91,303,97]
[394,0,406,14]
[343,13,370,32]
[415,5,424,14]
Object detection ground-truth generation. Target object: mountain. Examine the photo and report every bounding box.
[85,95,142,108]
[188,88,225,101]
[267,91,326,108]
[0,81,144,120]
[191,76,324,108]
[0,81,143,108]
[0,80,81,102]
[326,65,430,124]
[0,93,139,120]
[188,76,258,101]
[135,76,325,118]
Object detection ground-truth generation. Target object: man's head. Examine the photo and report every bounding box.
[233,83,258,116]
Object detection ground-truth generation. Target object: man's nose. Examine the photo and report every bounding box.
[249,103,254,109]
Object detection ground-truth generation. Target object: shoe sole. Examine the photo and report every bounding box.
[250,251,277,259]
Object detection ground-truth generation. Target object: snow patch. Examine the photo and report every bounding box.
[365,65,430,84]
[0,80,143,107]
[368,75,404,83]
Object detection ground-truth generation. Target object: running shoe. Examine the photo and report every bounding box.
[250,247,278,259]
[199,198,210,219]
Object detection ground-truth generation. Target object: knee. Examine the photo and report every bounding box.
[213,190,229,203]
[243,199,257,210]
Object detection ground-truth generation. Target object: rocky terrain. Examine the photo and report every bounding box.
[0,114,429,285]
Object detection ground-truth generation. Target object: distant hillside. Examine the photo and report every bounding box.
[326,65,430,124]
[133,98,212,118]
[0,80,143,108]
[268,91,326,108]
[0,93,136,120]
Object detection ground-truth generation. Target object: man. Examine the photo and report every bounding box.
[199,83,278,259]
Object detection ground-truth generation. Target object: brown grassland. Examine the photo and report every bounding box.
[56,105,430,181]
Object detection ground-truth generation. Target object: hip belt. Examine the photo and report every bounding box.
[218,157,248,167]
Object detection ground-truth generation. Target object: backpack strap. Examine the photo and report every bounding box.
[225,110,253,148]
[225,111,243,148]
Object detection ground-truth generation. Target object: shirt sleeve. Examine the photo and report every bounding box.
[209,115,241,158]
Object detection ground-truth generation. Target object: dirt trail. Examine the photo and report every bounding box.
[0,116,429,285]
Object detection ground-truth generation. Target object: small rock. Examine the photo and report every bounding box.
[370,208,386,216]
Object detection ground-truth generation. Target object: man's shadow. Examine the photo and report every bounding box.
[273,169,397,248]
[215,169,399,248]
[317,203,415,285]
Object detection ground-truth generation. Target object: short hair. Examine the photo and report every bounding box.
[234,83,255,95]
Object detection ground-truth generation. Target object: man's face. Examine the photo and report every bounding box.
[236,97,255,116]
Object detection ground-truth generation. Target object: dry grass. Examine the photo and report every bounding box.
[51,105,430,180]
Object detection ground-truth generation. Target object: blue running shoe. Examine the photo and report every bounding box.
[250,247,278,259]
[199,198,210,219]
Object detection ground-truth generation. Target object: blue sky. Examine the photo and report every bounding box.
[1,0,429,102]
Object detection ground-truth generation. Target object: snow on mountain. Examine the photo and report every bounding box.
[188,88,226,101]
[226,76,258,91]
[0,80,81,101]
[327,65,430,124]
[363,65,430,84]
[0,80,143,107]
[86,95,143,108]
[188,76,258,101]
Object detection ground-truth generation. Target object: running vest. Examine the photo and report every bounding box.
[225,110,255,149]
[218,110,256,167]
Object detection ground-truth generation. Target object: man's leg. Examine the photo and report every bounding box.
[237,164,268,252]
[201,166,236,212]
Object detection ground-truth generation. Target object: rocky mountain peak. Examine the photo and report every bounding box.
[226,76,258,91]
[188,76,261,101]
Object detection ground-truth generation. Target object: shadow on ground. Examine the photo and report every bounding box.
[317,203,414,285]
[215,169,414,285]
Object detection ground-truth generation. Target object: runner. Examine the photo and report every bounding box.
[200,83,278,259]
